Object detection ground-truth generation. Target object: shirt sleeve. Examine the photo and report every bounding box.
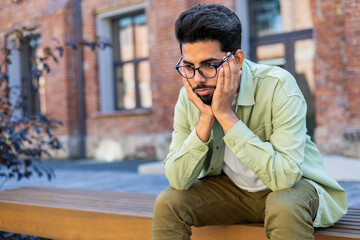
[164,88,210,190]
[223,94,307,191]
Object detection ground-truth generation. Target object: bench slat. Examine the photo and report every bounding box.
[341,215,360,219]
[0,201,153,240]
[0,187,156,218]
[330,223,360,230]
[0,187,359,240]
[1,187,156,202]
[315,228,360,238]
[338,220,360,226]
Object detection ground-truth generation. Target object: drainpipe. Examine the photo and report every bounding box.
[74,0,86,158]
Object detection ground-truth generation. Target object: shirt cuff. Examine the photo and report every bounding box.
[223,120,254,152]
[184,127,209,153]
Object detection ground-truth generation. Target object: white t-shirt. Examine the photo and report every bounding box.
[222,92,269,192]
[222,145,269,192]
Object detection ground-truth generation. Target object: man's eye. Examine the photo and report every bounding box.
[202,64,215,68]
[184,65,193,70]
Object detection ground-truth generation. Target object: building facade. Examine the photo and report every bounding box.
[0,0,359,160]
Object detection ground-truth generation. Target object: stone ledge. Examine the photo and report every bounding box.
[138,161,164,175]
[344,129,360,158]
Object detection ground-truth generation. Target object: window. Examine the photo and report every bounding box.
[248,0,316,140]
[7,33,44,117]
[249,0,313,37]
[20,34,42,115]
[112,11,152,110]
[249,0,283,37]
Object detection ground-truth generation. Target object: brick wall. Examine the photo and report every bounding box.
[0,0,237,160]
[82,0,184,138]
[343,0,360,157]
[344,0,360,123]
[41,0,79,134]
[2,0,358,160]
[0,0,48,77]
[0,0,83,158]
[82,0,236,160]
[311,0,360,157]
[83,0,235,137]
[80,0,185,160]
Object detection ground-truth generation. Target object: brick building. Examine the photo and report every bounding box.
[0,0,359,160]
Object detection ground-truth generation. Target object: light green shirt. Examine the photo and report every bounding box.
[164,59,347,227]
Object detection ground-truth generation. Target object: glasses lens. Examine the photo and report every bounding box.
[199,65,217,78]
[178,66,194,79]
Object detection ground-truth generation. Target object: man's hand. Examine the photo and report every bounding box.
[212,53,242,133]
[182,77,214,119]
[182,75,215,142]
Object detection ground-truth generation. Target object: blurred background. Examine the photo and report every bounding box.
[1,0,359,161]
[0,0,359,206]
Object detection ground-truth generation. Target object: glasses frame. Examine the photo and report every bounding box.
[175,52,234,79]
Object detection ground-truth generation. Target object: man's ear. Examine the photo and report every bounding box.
[234,49,245,68]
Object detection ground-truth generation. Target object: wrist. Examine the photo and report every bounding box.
[213,106,233,119]
[215,111,239,133]
[200,112,215,122]
[196,114,215,143]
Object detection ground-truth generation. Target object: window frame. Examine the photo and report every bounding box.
[249,29,313,76]
[6,31,42,117]
[111,10,151,111]
[248,0,283,37]
[20,33,42,115]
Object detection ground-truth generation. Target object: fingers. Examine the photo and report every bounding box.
[212,53,240,113]
[221,53,238,93]
[222,55,230,92]
[182,76,192,94]
[181,72,195,98]
[181,73,208,111]
[182,77,197,102]
[215,66,224,93]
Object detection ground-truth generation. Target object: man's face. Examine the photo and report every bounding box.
[181,40,226,105]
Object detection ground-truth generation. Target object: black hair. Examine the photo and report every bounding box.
[175,4,242,53]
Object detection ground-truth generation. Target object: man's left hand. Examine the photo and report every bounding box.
[211,53,242,132]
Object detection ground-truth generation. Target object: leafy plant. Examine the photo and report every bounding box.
[0,231,51,240]
[0,31,63,189]
[0,27,112,189]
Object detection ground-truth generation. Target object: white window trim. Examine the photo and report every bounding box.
[7,29,43,117]
[96,2,147,113]
[6,35,22,118]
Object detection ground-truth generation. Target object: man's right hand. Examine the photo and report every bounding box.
[182,77,215,142]
[182,77,213,118]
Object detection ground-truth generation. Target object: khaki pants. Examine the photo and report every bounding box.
[152,175,319,240]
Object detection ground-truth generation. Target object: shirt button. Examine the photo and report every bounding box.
[200,147,206,152]
[228,140,235,146]
[216,146,219,149]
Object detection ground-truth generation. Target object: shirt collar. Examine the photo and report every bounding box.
[236,59,255,106]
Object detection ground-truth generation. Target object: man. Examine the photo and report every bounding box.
[152,3,347,240]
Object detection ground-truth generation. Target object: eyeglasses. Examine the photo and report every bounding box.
[175,52,233,79]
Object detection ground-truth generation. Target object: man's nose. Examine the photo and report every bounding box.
[193,69,206,85]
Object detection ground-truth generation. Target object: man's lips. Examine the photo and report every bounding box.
[194,88,214,96]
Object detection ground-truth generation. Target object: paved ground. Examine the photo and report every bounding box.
[1,155,360,207]
[1,160,170,194]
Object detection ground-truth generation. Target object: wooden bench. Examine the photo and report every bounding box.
[0,187,359,240]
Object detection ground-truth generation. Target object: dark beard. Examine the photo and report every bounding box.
[193,84,216,106]
[197,93,213,105]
